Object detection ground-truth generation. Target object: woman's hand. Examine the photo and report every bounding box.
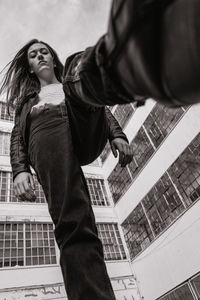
[110,138,133,167]
[13,172,36,202]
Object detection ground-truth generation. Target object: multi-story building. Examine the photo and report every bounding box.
[102,100,200,300]
[0,96,200,300]
[0,100,141,300]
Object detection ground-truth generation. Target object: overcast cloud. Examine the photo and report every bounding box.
[0,0,111,71]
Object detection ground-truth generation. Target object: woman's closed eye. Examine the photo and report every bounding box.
[40,48,49,55]
[29,48,49,59]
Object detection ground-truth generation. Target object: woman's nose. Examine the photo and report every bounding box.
[38,54,44,60]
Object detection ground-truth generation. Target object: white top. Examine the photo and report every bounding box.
[31,83,65,112]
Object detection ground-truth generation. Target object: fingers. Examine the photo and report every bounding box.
[14,181,26,199]
[111,138,133,167]
[22,180,35,201]
[118,143,133,167]
[13,174,36,202]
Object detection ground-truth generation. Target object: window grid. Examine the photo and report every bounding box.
[158,283,195,300]
[33,175,46,203]
[191,273,200,298]
[97,223,126,261]
[122,203,154,259]
[25,223,56,266]
[157,272,200,300]
[108,105,186,204]
[108,127,155,204]
[168,133,200,207]
[0,223,24,268]
[108,164,132,203]
[100,141,111,163]
[113,104,135,129]
[0,171,10,202]
[128,127,155,179]
[0,102,14,122]
[0,222,57,268]
[142,173,185,236]
[0,132,10,155]
[86,178,110,206]
[122,133,200,260]
[143,105,185,148]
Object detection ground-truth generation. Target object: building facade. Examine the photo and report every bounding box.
[101,100,200,300]
[1,97,200,300]
[0,101,140,300]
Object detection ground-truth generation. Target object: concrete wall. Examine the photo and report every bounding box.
[0,275,141,300]
[131,199,200,300]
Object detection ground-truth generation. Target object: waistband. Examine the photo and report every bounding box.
[30,100,67,117]
[27,100,69,145]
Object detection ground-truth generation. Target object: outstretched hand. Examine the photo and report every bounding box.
[110,138,133,167]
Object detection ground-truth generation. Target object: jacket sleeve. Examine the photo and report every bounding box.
[10,113,32,181]
[105,107,129,144]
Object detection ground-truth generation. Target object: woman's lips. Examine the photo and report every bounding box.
[38,60,47,65]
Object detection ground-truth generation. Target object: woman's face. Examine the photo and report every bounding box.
[27,43,55,77]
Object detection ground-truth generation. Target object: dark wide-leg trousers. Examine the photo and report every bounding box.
[28,102,116,300]
[64,0,200,108]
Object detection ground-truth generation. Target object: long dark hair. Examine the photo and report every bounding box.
[0,39,64,114]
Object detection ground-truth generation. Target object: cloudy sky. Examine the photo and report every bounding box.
[0,0,111,72]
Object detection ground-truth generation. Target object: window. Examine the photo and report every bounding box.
[108,128,154,203]
[144,105,185,148]
[0,223,24,267]
[143,173,185,236]
[100,142,111,163]
[128,127,155,179]
[158,283,195,300]
[157,272,200,300]
[0,102,14,121]
[122,133,200,259]
[0,132,10,155]
[97,223,126,260]
[108,164,132,203]
[0,223,57,268]
[25,223,56,266]
[86,178,110,206]
[108,127,155,203]
[113,104,135,129]
[0,171,10,202]
[108,104,186,204]
[191,273,200,298]
[122,203,153,259]
[168,133,200,207]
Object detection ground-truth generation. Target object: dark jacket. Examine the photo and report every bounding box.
[10,76,128,180]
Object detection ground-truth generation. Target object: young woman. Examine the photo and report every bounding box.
[0,39,133,300]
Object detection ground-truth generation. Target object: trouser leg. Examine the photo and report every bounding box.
[105,0,200,106]
[65,0,200,108]
[29,111,116,300]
